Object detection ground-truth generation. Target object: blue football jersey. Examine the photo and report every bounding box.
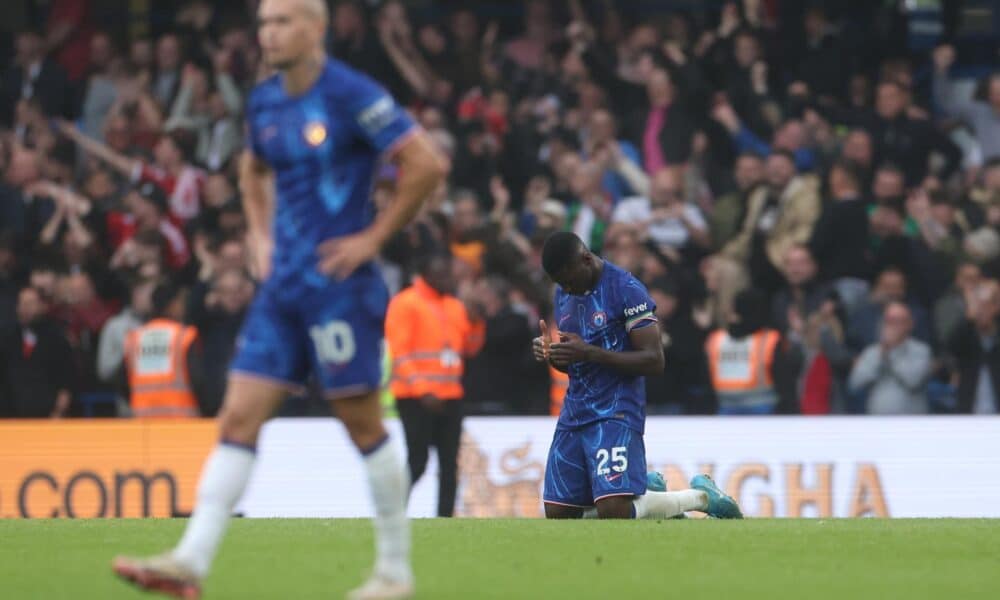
[246,59,416,300]
[553,261,658,433]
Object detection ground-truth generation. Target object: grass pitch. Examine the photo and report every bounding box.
[1,518,998,599]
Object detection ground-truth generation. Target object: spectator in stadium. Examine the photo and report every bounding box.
[1,29,72,125]
[58,122,204,223]
[189,268,254,416]
[584,108,647,201]
[645,276,714,415]
[864,78,962,185]
[386,253,485,517]
[567,161,612,254]
[151,32,184,110]
[79,31,120,139]
[809,159,872,282]
[462,276,546,415]
[711,100,816,172]
[43,0,95,84]
[123,280,204,418]
[770,244,830,333]
[97,277,155,385]
[947,279,1000,414]
[848,267,932,352]
[102,63,165,151]
[709,152,765,251]
[0,233,19,328]
[51,270,116,395]
[0,285,75,417]
[611,166,711,264]
[840,129,875,183]
[935,262,982,348]
[108,183,190,272]
[705,288,784,415]
[932,44,1000,162]
[164,53,243,171]
[722,151,822,294]
[849,301,932,414]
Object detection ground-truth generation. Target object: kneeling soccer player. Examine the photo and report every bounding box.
[532,232,741,520]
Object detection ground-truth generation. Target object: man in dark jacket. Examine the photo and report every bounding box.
[0,286,75,417]
[809,160,872,282]
[188,268,254,416]
[462,276,547,414]
[948,279,1000,414]
[864,80,962,185]
[1,29,72,124]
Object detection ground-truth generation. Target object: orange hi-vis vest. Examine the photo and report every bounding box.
[550,366,569,416]
[386,277,485,400]
[124,318,199,418]
[548,323,568,416]
[705,328,780,410]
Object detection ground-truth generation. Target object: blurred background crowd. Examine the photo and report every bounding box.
[0,0,998,419]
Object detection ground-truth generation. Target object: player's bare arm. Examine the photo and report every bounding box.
[318,131,449,279]
[548,323,664,376]
[238,150,275,280]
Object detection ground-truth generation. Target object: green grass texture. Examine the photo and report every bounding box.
[1,518,998,599]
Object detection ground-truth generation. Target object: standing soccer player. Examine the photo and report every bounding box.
[533,232,742,520]
[112,1,448,599]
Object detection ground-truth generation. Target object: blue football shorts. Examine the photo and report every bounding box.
[543,418,647,507]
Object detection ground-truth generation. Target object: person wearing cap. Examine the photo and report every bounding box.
[123,281,206,418]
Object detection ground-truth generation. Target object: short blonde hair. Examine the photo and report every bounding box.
[298,0,330,24]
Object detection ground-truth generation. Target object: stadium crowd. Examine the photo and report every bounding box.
[0,0,998,418]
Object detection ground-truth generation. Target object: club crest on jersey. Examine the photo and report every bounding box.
[304,121,327,146]
[592,311,607,327]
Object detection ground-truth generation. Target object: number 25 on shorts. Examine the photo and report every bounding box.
[309,320,357,364]
[595,446,628,476]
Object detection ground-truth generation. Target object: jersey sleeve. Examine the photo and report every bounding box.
[620,276,657,332]
[340,69,416,155]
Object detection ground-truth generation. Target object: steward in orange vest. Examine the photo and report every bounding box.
[705,289,782,415]
[385,253,484,517]
[124,282,204,418]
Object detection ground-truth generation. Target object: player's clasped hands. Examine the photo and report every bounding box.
[533,320,592,366]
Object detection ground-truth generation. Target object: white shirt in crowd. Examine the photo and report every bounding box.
[612,196,707,250]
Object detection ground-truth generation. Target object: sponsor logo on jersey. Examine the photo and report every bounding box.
[624,303,649,317]
[304,121,327,146]
[357,96,395,136]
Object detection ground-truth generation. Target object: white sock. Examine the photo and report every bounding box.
[362,435,412,584]
[632,490,707,519]
[173,443,256,578]
[582,507,597,519]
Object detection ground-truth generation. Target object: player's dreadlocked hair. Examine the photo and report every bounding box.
[541,231,585,277]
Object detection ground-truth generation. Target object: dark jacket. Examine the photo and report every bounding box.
[771,279,833,335]
[1,59,73,124]
[192,308,245,417]
[809,197,872,281]
[646,310,714,414]
[462,306,547,414]
[0,318,75,417]
[947,319,1000,414]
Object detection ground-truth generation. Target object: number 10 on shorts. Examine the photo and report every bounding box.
[310,320,357,365]
[596,447,628,476]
